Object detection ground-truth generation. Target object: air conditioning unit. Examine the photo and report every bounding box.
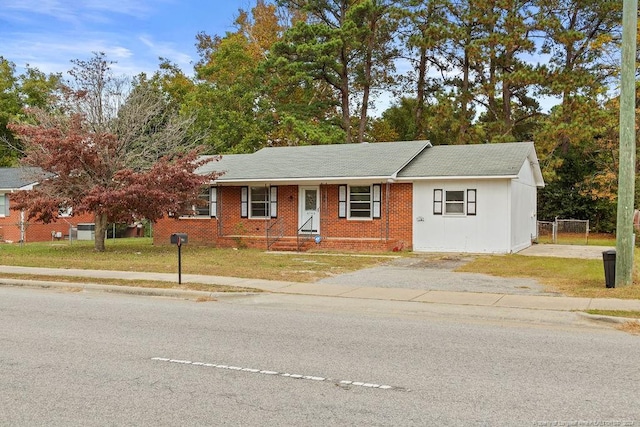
[77,223,95,240]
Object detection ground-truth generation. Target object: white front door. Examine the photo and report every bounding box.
[299,186,319,234]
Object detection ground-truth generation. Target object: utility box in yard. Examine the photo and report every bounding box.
[77,223,95,241]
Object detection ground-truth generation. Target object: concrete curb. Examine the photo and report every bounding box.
[576,312,640,325]
[0,278,227,300]
[1,266,640,315]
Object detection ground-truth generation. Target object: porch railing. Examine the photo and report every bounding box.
[266,217,284,250]
[297,215,315,251]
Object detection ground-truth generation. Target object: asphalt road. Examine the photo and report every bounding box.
[1,287,638,426]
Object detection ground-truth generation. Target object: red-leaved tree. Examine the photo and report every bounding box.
[9,112,217,251]
[8,53,217,251]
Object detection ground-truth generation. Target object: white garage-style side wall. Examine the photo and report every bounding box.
[510,160,539,253]
[412,179,512,253]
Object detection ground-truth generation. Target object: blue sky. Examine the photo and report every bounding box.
[0,0,258,77]
[0,0,562,114]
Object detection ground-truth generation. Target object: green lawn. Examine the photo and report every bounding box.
[2,237,639,300]
[536,233,616,246]
[0,238,393,283]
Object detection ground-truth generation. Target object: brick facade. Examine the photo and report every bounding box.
[153,183,413,252]
[0,212,95,243]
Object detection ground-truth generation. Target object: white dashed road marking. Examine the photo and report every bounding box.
[151,357,403,391]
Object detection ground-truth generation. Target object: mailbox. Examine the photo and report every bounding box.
[170,233,188,245]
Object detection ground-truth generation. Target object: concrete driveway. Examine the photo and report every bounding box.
[316,254,554,296]
[518,243,614,259]
[316,244,611,296]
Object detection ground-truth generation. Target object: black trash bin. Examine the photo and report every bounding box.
[602,250,616,288]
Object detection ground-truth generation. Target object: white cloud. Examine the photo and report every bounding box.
[138,35,193,68]
[1,32,137,74]
[0,0,152,23]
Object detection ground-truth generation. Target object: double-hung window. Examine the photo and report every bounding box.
[339,184,381,219]
[434,189,477,216]
[241,186,278,219]
[192,187,215,217]
[349,185,371,218]
[251,186,269,218]
[445,190,465,214]
[0,194,7,217]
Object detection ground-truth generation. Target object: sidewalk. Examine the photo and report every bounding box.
[1,265,640,313]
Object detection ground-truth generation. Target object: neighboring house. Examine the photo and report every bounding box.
[0,168,94,243]
[153,141,545,254]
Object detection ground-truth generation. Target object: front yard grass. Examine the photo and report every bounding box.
[0,238,393,283]
[2,237,639,301]
[456,253,640,300]
[536,232,616,246]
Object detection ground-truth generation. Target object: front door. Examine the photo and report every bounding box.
[299,186,319,234]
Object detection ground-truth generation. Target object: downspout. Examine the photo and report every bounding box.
[217,186,223,238]
[20,209,25,246]
[386,180,391,241]
[321,184,326,240]
[507,180,513,253]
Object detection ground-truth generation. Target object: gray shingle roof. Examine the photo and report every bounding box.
[196,141,543,187]
[397,142,537,178]
[198,140,430,182]
[0,167,42,190]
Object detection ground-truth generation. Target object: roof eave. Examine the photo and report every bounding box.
[526,147,546,188]
[213,176,394,185]
[397,174,519,181]
[0,183,38,191]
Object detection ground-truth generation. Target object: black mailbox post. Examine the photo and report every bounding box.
[171,233,188,284]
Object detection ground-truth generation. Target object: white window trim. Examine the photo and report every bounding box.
[0,194,8,218]
[58,206,73,218]
[248,186,277,219]
[347,184,374,220]
[434,188,476,217]
[180,187,213,219]
[444,190,465,216]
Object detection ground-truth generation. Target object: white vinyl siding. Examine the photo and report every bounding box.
[414,181,512,254]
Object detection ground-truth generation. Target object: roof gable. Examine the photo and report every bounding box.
[398,142,544,187]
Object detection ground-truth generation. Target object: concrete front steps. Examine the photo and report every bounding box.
[268,236,315,252]
[269,235,315,252]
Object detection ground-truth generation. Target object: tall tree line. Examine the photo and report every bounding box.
[0,0,633,231]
